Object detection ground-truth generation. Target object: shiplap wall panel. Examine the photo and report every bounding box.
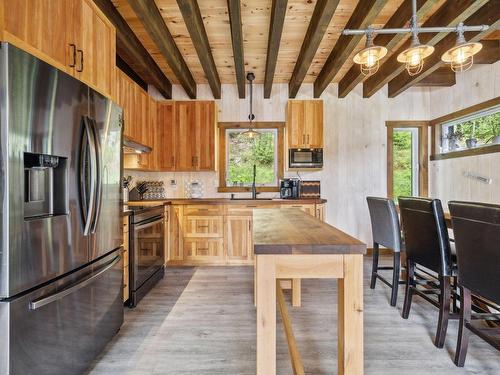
[429,61,500,206]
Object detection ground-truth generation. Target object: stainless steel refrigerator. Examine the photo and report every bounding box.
[0,43,124,375]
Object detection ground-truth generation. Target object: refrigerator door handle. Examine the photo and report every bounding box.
[29,255,121,310]
[81,116,97,236]
[90,118,102,233]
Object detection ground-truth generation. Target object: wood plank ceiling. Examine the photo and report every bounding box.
[110,0,500,99]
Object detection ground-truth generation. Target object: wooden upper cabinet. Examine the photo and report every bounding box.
[196,101,217,171]
[175,101,197,171]
[1,0,115,99]
[3,1,68,71]
[174,101,217,172]
[157,101,176,171]
[286,100,323,148]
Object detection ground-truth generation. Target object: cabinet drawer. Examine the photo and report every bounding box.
[226,204,281,216]
[184,204,225,216]
[282,203,316,217]
[184,216,223,237]
[184,238,224,259]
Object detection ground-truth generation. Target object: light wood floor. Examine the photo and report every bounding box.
[87,258,500,374]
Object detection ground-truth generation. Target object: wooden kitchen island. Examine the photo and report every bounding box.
[253,209,366,375]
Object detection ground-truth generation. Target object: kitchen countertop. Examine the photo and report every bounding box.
[126,198,327,206]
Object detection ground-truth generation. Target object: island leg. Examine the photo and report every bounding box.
[292,278,301,307]
[338,254,364,375]
[256,255,276,375]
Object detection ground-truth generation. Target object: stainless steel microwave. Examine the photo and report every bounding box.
[288,148,323,168]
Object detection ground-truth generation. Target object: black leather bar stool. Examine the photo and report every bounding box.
[366,197,404,306]
[399,197,457,348]
[449,201,500,367]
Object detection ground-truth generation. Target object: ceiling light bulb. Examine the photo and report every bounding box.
[353,34,387,77]
[441,29,482,73]
[241,128,260,138]
[397,35,434,76]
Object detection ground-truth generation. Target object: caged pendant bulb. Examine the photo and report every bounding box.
[441,25,483,73]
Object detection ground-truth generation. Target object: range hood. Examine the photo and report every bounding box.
[122,138,152,154]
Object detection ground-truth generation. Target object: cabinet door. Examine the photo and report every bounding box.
[316,203,325,222]
[305,101,323,148]
[287,101,307,148]
[69,0,94,86]
[136,88,150,147]
[196,101,216,171]
[4,0,68,71]
[184,238,224,261]
[157,102,176,171]
[90,8,115,97]
[175,101,197,171]
[226,216,253,262]
[147,97,158,170]
[184,216,223,238]
[169,206,183,261]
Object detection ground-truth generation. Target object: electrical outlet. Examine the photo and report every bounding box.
[170,179,177,186]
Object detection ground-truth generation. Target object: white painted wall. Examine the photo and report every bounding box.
[428,61,500,207]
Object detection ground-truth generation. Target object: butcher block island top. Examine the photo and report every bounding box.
[253,209,366,255]
[253,208,366,375]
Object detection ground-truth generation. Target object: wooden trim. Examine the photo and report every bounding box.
[338,0,439,98]
[430,96,500,126]
[128,0,196,99]
[313,0,387,98]
[431,144,500,161]
[414,67,456,87]
[363,0,487,98]
[218,122,284,192]
[288,0,340,98]
[177,0,221,99]
[274,255,344,279]
[276,281,305,375]
[386,121,430,198]
[227,0,246,99]
[264,0,288,99]
[388,2,498,98]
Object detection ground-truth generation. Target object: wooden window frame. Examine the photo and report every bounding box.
[430,96,500,161]
[218,122,285,193]
[386,121,429,199]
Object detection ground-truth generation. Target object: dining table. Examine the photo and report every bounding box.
[253,208,366,375]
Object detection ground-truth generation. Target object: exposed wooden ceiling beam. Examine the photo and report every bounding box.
[177,0,221,99]
[363,0,489,98]
[227,0,246,99]
[475,39,500,64]
[388,1,500,97]
[414,67,456,87]
[338,0,439,98]
[264,0,288,99]
[314,0,389,98]
[93,0,172,99]
[127,0,197,99]
[288,0,341,98]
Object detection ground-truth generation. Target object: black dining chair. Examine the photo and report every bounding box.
[398,197,457,348]
[366,197,404,306]
[448,201,500,367]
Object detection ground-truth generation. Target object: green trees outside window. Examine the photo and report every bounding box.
[393,130,414,200]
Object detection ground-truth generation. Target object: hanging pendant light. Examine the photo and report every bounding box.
[241,72,260,138]
[441,23,483,73]
[397,33,434,76]
[353,31,387,76]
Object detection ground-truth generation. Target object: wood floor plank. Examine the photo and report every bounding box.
[87,260,500,374]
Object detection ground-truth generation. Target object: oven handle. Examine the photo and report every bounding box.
[134,216,164,231]
[29,256,121,310]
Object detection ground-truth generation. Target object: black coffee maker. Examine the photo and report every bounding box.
[280,179,300,199]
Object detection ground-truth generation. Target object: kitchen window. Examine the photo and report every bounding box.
[218,123,284,192]
[386,121,429,200]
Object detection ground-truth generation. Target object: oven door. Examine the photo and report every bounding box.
[132,216,165,290]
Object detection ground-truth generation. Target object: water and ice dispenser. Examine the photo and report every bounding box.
[24,152,68,219]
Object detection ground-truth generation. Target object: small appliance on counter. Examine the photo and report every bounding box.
[300,180,321,198]
[280,178,300,199]
[289,148,323,169]
[122,176,132,203]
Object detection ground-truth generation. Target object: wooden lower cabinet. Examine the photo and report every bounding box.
[184,238,224,262]
[167,202,326,266]
[226,216,253,263]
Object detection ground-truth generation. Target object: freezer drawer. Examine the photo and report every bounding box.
[0,249,123,375]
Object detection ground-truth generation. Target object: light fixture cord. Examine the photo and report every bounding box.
[410,0,419,45]
[249,77,253,125]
